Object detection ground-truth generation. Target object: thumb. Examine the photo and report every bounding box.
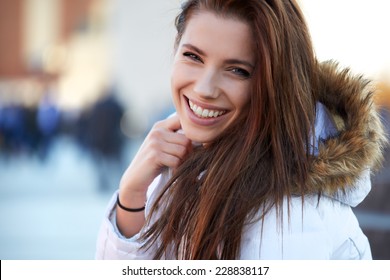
[164,113,182,132]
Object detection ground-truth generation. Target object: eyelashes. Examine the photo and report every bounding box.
[182,51,251,79]
[229,68,250,78]
[183,51,202,62]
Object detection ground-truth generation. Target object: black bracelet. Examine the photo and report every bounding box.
[116,196,145,212]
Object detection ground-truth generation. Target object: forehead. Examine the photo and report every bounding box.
[180,11,254,61]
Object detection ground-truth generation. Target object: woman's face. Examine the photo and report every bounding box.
[171,11,255,143]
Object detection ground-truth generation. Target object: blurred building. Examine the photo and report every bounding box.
[0,0,90,77]
[0,0,111,109]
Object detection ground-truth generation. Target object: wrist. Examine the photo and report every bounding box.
[116,195,145,212]
[117,189,147,210]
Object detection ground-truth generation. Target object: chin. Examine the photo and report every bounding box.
[182,131,206,144]
[181,127,214,145]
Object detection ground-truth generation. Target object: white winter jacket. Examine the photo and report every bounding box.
[95,175,372,260]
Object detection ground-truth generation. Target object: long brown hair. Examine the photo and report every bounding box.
[142,0,318,259]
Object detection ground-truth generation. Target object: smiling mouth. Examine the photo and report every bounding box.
[188,99,226,118]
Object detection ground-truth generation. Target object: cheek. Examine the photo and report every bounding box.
[231,86,251,112]
[170,66,188,114]
[171,63,187,93]
[171,63,196,103]
[170,67,181,99]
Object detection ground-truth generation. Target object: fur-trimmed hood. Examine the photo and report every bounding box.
[308,61,387,200]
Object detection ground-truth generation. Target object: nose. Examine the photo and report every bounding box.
[193,68,220,99]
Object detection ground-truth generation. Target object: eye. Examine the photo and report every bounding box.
[230,67,251,78]
[183,52,203,63]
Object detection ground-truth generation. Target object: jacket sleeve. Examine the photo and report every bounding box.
[94,191,154,259]
[95,172,169,260]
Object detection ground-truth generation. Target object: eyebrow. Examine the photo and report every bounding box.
[182,43,206,56]
[182,43,255,69]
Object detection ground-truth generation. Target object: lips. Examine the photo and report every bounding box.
[188,99,226,118]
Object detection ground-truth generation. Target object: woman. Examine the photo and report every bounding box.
[96,0,386,259]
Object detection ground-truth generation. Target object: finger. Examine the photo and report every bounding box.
[149,124,191,147]
[164,130,192,147]
[155,114,182,132]
[144,132,190,161]
[158,152,182,169]
[160,141,190,160]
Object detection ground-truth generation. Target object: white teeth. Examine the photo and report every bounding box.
[188,100,225,118]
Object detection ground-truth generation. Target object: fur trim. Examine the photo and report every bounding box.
[308,61,387,195]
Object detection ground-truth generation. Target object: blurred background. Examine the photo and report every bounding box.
[0,0,389,259]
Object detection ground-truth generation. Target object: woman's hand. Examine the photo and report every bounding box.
[116,114,192,237]
[120,114,192,196]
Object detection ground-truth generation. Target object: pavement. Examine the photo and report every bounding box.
[0,136,130,259]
